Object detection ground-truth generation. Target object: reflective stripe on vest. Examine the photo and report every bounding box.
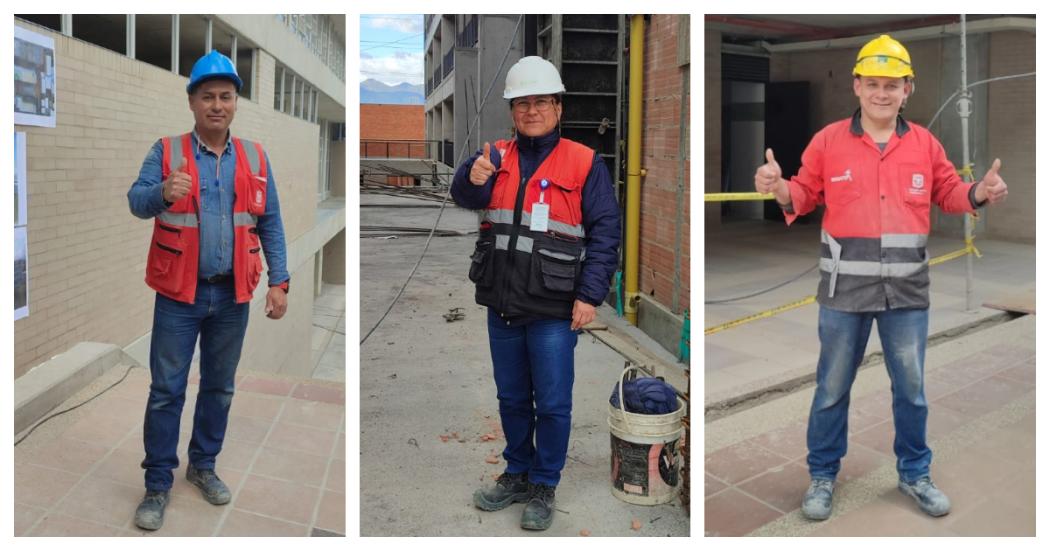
[233,212,258,226]
[820,230,929,298]
[483,208,585,238]
[157,211,198,227]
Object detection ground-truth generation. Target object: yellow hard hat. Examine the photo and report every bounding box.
[853,35,914,78]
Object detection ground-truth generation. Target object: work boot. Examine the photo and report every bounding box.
[473,472,529,511]
[186,464,232,505]
[520,482,556,531]
[134,490,170,531]
[801,478,835,520]
[898,476,951,517]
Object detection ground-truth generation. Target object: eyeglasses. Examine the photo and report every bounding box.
[511,97,556,113]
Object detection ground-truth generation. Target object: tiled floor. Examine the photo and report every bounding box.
[14,366,345,537]
[705,314,1035,536]
[311,283,346,382]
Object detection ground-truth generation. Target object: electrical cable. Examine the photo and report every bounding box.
[14,365,136,447]
[360,15,525,346]
[927,72,1035,128]
[705,263,819,304]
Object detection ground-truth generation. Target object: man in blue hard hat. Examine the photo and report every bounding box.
[127,50,290,531]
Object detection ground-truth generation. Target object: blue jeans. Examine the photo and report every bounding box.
[807,305,931,483]
[487,309,578,486]
[142,280,249,491]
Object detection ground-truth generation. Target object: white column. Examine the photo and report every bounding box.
[126,15,136,59]
[171,15,180,75]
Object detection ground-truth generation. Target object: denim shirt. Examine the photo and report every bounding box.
[127,130,289,286]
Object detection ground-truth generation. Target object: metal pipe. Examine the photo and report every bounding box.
[624,14,645,325]
[959,15,975,311]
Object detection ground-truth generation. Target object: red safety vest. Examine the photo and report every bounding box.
[145,133,268,304]
[469,137,593,319]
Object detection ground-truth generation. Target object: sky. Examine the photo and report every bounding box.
[360,14,425,87]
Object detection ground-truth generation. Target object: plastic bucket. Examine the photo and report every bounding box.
[608,366,685,505]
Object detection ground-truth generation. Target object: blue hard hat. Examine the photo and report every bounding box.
[187,50,243,93]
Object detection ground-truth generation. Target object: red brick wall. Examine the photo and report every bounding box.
[639,15,690,315]
[359,104,424,140]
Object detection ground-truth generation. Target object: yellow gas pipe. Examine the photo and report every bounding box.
[624,14,645,325]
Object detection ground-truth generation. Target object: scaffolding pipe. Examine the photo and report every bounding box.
[959,15,976,311]
[624,15,645,325]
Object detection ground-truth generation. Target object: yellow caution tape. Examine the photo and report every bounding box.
[704,192,775,202]
[957,163,975,179]
[706,242,981,336]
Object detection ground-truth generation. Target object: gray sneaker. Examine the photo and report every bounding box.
[898,477,951,517]
[186,465,231,505]
[801,478,835,520]
[134,490,170,531]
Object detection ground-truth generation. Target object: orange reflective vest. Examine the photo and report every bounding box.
[145,133,268,304]
[469,137,593,319]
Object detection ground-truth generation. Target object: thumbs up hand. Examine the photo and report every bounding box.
[975,158,1008,205]
[469,142,496,186]
[755,148,790,205]
[163,157,192,203]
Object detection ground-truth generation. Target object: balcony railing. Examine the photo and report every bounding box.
[442,140,454,166]
[443,49,455,79]
[432,65,442,88]
[457,15,478,48]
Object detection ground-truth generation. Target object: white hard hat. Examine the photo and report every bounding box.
[503,56,565,100]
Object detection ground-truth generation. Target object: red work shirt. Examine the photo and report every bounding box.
[783,110,982,312]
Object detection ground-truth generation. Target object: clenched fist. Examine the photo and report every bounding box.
[470,142,496,186]
[163,157,192,203]
[974,158,1008,205]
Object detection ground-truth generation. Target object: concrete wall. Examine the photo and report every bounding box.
[322,229,346,285]
[639,14,690,315]
[985,31,1035,243]
[704,29,721,230]
[13,21,326,378]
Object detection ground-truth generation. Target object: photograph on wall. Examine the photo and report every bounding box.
[14,25,57,128]
[15,226,29,320]
[15,131,27,226]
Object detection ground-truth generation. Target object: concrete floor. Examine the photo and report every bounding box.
[705,219,1036,405]
[359,192,690,536]
[311,283,347,382]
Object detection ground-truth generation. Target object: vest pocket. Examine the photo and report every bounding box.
[527,235,581,301]
[247,175,267,216]
[149,241,185,295]
[468,239,495,287]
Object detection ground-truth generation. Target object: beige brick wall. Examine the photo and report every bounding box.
[14,23,323,378]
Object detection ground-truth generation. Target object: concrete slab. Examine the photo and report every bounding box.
[359,193,690,536]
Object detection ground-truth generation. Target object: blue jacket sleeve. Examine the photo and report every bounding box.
[255,152,290,286]
[127,140,171,219]
[450,145,503,210]
[577,154,621,306]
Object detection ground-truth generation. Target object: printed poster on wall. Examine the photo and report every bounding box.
[15,227,29,321]
[14,25,57,128]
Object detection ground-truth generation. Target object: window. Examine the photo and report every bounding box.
[72,14,126,55]
[15,15,61,33]
[135,15,173,71]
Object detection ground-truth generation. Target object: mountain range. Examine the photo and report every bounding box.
[361,79,424,105]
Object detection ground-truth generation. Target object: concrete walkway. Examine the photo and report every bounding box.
[14,290,347,537]
[704,313,1035,536]
[359,192,690,536]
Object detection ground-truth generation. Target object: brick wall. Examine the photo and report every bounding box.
[14,23,321,378]
[360,104,424,140]
[639,15,690,315]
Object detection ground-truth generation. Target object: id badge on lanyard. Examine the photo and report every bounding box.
[530,179,550,232]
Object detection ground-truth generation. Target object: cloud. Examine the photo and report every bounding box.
[360,50,424,86]
[367,15,424,35]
